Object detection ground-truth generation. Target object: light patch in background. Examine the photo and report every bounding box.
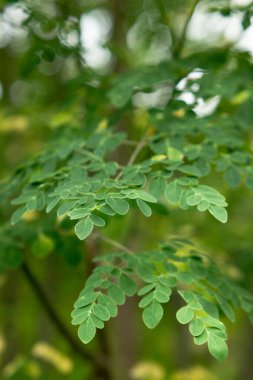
[132,84,172,109]
[236,24,253,54]
[3,4,27,26]
[80,9,113,70]
[32,342,73,374]
[188,10,242,44]
[232,0,252,5]
[60,29,79,47]
[0,4,28,50]
[194,96,221,117]
[177,70,203,105]
[9,80,34,106]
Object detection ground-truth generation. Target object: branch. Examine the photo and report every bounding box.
[97,233,134,255]
[115,137,147,180]
[173,0,201,58]
[21,262,108,371]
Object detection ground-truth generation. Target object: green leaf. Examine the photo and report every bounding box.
[142,300,163,329]
[207,333,228,362]
[72,310,90,325]
[46,196,60,213]
[176,306,194,324]
[10,207,26,225]
[108,285,125,305]
[176,272,194,284]
[98,294,118,317]
[136,199,152,217]
[78,317,96,344]
[26,198,37,211]
[139,292,154,308]
[90,214,106,227]
[194,330,208,345]
[75,217,94,240]
[149,176,166,199]
[137,283,156,296]
[99,204,116,216]
[179,290,197,304]
[134,189,157,203]
[93,303,110,321]
[224,166,241,188]
[165,180,182,204]
[208,205,228,223]
[198,298,220,319]
[119,273,137,296]
[69,208,91,220]
[90,314,105,329]
[178,165,202,178]
[189,318,205,336]
[186,194,202,206]
[196,185,227,207]
[154,286,171,303]
[197,200,210,211]
[105,197,129,215]
[215,295,235,322]
[74,294,97,308]
[57,201,77,216]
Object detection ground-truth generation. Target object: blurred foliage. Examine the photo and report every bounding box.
[1,0,253,379]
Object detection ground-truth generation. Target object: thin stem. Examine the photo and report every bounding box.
[126,138,147,167]
[173,0,201,58]
[97,233,134,255]
[21,262,108,373]
[115,138,147,180]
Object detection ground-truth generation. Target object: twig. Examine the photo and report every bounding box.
[126,138,147,167]
[173,0,201,57]
[115,138,147,180]
[21,262,107,371]
[97,233,134,255]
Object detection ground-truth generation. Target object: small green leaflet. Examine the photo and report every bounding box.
[178,165,202,178]
[90,214,106,227]
[189,318,205,336]
[10,207,26,225]
[26,198,37,211]
[46,196,60,213]
[165,180,182,204]
[224,166,241,188]
[148,176,166,199]
[207,333,228,362]
[186,194,202,206]
[57,200,77,216]
[108,285,125,305]
[194,330,208,345]
[134,189,157,203]
[105,197,129,215]
[136,199,152,217]
[142,300,163,329]
[75,217,94,240]
[208,205,228,223]
[93,304,110,321]
[119,273,137,296]
[78,317,96,344]
[176,306,194,324]
[72,310,90,325]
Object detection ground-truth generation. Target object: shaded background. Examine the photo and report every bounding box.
[0,0,253,379]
